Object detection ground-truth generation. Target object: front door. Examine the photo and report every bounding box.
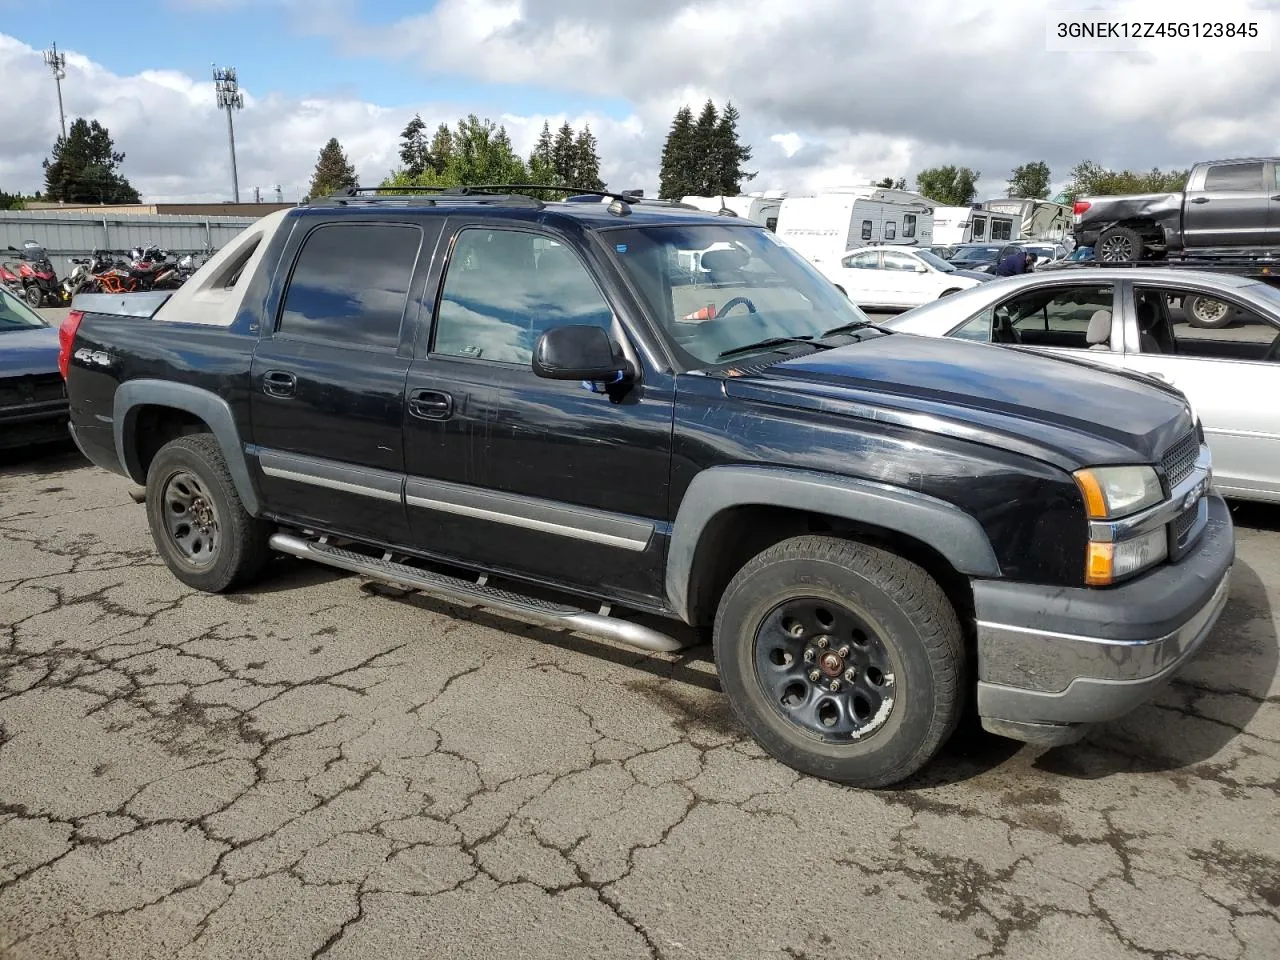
[402,221,674,606]
[1123,282,1280,500]
[1183,160,1272,248]
[249,218,431,544]
[880,250,930,307]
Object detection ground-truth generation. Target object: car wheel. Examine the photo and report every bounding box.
[713,534,966,788]
[1096,226,1144,263]
[1183,294,1234,329]
[144,433,272,592]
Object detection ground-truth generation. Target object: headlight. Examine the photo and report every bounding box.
[1073,465,1163,519]
[1086,527,1168,586]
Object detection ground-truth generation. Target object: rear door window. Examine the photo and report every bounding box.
[277,223,421,350]
[1203,162,1265,192]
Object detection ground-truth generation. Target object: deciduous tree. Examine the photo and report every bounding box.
[915,165,980,206]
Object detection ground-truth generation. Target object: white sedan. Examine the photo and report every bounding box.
[882,267,1280,503]
[819,246,992,310]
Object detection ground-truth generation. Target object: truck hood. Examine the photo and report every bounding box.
[721,332,1194,469]
[0,326,60,377]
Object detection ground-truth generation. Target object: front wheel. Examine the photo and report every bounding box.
[23,285,42,308]
[713,535,966,788]
[145,434,272,592]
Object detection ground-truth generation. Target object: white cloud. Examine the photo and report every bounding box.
[5,0,1280,203]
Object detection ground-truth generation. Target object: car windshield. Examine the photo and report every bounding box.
[951,245,1003,262]
[914,250,956,273]
[605,223,872,365]
[0,289,49,331]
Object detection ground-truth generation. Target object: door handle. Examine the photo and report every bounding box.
[1190,197,1210,204]
[408,389,453,420]
[263,370,296,398]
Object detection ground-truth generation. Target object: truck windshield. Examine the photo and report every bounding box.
[604,224,871,365]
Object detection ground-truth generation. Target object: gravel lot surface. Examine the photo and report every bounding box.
[1,445,1277,960]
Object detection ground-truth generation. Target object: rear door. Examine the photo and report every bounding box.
[249,217,436,544]
[1183,161,1271,248]
[833,250,889,306]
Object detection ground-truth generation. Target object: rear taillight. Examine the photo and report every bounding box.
[58,310,83,379]
[1072,201,1091,216]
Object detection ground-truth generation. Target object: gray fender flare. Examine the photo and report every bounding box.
[112,379,261,515]
[664,465,1002,623]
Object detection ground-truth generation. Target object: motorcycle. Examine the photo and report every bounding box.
[3,241,61,307]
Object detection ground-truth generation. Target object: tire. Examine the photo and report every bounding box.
[23,284,42,308]
[1096,226,1144,263]
[144,433,272,592]
[713,534,965,788]
[1183,293,1234,329]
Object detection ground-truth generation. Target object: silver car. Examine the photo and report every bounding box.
[881,267,1280,503]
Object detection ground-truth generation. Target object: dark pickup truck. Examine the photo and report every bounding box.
[59,186,1234,788]
[1074,157,1280,264]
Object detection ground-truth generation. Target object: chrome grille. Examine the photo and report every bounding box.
[1160,430,1199,489]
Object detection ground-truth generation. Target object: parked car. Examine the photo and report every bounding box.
[881,266,1280,502]
[1073,157,1280,262]
[821,245,991,310]
[0,285,68,449]
[1037,244,1095,270]
[1012,240,1069,265]
[61,188,1231,788]
[946,242,1019,273]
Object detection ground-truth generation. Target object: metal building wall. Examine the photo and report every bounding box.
[0,211,260,260]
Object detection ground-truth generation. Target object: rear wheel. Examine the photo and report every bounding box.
[1096,226,1144,263]
[144,434,272,592]
[713,535,966,788]
[1183,293,1234,329]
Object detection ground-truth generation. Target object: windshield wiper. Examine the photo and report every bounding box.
[819,320,878,339]
[716,335,829,361]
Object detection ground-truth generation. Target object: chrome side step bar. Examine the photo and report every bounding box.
[268,532,687,654]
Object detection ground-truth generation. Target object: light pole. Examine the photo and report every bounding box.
[212,64,244,203]
[43,42,67,141]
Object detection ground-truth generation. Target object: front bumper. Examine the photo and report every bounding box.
[973,493,1234,746]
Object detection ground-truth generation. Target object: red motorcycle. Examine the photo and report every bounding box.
[3,241,63,307]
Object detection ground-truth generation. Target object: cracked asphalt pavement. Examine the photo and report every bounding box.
[1,445,1278,960]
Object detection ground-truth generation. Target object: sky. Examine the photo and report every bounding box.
[2,0,1279,204]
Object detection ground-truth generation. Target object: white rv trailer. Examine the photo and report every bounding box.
[680,192,785,231]
[772,187,934,266]
[930,205,1022,246]
[978,198,1073,244]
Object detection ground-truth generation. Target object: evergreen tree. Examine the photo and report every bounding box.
[710,102,754,195]
[572,125,604,190]
[308,137,359,199]
[529,121,556,184]
[42,118,140,204]
[428,123,454,175]
[658,106,696,200]
[876,177,907,190]
[691,100,719,194]
[398,114,430,178]
[551,121,577,183]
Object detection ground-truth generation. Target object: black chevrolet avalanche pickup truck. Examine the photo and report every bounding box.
[59,186,1234,788]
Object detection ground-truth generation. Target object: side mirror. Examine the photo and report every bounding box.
[916,264,928,273]
[532,325,633,385]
